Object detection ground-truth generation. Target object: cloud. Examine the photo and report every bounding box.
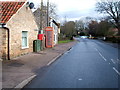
[59,8,100,19]
[7,0,100,22]
[50,0,98,22]
[60,10,84,18]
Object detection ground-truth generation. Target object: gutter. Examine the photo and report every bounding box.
[0,24,10,60]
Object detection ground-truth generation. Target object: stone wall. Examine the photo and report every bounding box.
[0,29,2,59]
[6,4,38,59]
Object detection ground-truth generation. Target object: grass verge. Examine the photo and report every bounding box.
[58,40,74,44]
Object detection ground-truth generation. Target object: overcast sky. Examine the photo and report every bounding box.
[1,0,102,22]
[28,0,102,22]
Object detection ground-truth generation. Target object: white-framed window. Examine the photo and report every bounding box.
[22,31,28,49]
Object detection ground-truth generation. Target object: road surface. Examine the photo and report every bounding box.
[24,38,120,88]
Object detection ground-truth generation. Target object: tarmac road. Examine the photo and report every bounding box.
[24,38,119,88]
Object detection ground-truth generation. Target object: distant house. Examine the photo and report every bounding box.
[108,28,118,36]
[111,28,118,36]
[49,18,60,45]
[33,8,47,30]
[0,1,38,60]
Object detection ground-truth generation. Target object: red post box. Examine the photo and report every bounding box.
[38,34,44,40]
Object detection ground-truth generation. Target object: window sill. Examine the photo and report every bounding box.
[21,46,29,50]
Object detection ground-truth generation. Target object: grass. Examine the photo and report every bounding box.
[58,40,74,44]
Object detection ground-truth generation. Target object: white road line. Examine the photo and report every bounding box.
[78,78,83,81]
[117,59,120,61]
[111,59,115,64]
[113,67,120,76]
[95,48,98,51]
[94,48,107,61]
[99,52,107,61]
[116,59,120,64]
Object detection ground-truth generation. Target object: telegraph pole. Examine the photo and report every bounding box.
[40,0,43,34]
[47,0,49,26]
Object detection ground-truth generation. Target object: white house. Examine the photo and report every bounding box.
[49,18,60,45]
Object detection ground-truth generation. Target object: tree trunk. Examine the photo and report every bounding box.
[117,26,120,43]
[117,26,120,36]
[115,21,120,36]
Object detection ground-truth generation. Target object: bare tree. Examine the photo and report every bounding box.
[75,20,85,31]
[49,3,58,19]
[33,2,58,29]
[61,21,76,39]
[88,20,99,36]
[96,0,120,35]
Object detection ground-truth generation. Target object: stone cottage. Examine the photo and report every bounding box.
[0,1,38,60]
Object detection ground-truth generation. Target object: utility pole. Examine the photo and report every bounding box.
[39,0,43,34]
[47,0,49,26]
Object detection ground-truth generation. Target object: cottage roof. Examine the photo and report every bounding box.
[52,20,60,28]
[0,1,26,24]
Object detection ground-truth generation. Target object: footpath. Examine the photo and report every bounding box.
[2,41,77,89]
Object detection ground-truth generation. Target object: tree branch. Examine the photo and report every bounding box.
[114,2,119,20]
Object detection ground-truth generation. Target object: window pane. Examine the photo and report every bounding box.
[22,37,27,47]
[22,31,28,47]
[22,31,27,37]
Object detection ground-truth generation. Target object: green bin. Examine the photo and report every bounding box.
[33,39,41,52]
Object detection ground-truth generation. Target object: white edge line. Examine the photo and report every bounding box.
[113,67,120,76]
[0,58,3,61]
[47,46,74,66]
[47,54,62,66]
[14,75,36,88]
[117,59,120,61]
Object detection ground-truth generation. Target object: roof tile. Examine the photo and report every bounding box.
[0,1,25,23]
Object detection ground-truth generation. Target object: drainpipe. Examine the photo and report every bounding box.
[1,24,10,60]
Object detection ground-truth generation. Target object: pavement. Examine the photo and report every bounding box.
[2,41,77,89]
